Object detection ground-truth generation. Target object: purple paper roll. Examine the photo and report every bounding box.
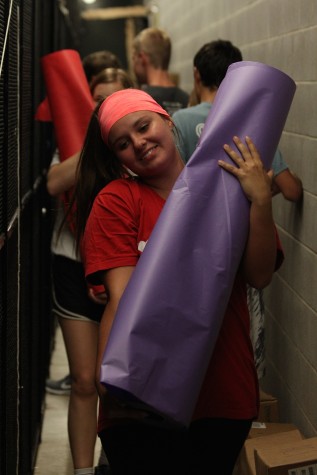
[100,61,296,426]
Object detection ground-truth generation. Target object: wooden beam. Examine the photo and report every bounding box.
[81,6,148,21]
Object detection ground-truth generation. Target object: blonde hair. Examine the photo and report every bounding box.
[132,27,171,70]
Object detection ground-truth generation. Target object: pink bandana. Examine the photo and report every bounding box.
[98,88,170,145]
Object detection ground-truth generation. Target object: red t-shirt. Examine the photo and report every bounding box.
[83,178,164,283]
[82,178,283,429]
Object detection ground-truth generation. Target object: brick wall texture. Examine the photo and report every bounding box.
[145,0,317,437]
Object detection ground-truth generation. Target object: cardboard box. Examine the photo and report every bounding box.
[255,436,317,475]
[248,422,299,439]
[239,428,303,475]
[256,389,279,423]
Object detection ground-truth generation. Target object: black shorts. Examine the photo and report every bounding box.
[52,254,104,323]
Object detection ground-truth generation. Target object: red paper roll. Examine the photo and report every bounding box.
[35,97,52,122]
[40,49,94,161]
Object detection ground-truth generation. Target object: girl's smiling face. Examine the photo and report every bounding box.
[108,111,177,177]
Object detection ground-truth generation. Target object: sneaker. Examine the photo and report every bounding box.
[46,374,72,395]
[94,465,112,475]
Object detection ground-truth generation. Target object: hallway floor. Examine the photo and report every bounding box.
[34,325,102,475]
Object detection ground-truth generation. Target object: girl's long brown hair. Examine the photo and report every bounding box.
[64,102,131,253]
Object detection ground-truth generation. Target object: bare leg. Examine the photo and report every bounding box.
[59,317,99,469]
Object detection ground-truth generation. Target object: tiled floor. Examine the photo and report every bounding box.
[34,325,102,475]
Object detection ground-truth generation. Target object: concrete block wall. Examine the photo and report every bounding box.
[145,0,317,437]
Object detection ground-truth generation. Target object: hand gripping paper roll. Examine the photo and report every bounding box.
[100,61,296,426]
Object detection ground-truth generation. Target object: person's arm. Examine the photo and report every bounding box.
[219,136,276,289]
[242,191,276,289]
[95,265,147,419]
[272,169,303,201]
[46,151,80,196]
[96,265,135,398]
